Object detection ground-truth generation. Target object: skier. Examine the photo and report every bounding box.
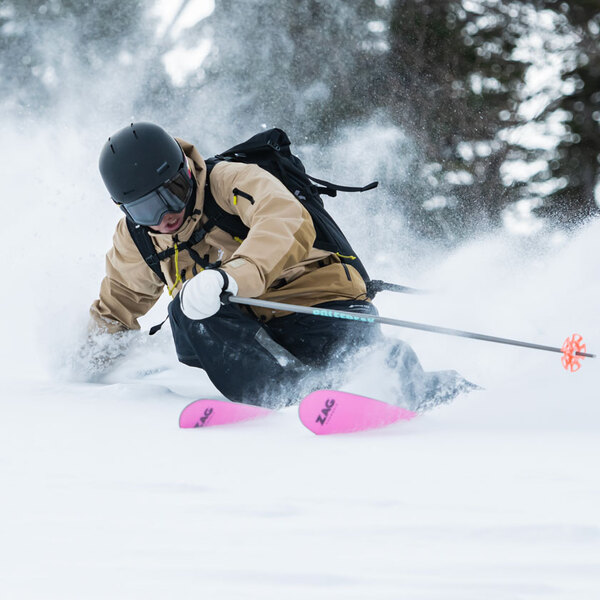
[88,122,473,409]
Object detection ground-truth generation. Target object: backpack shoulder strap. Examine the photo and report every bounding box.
[125,218,167,285]
[203,158,250,241]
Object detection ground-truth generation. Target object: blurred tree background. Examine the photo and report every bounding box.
[1,0,598,241]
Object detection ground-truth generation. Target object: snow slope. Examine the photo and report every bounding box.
[1,124,599,600]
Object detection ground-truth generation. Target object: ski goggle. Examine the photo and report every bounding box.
[115,162,194,227]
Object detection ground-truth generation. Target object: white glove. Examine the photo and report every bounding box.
[179,269,239,320]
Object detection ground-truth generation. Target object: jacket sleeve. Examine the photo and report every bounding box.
[89,218,165,332]
[213,163,316,298]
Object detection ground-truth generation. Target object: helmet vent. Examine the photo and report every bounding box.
[156,161,169,174]
[110,144,115,154]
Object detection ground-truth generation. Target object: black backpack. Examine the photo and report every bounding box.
[127,128,378,295]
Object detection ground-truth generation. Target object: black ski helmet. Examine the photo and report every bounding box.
[99,122,194,226]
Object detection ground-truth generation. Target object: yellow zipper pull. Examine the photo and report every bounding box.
[167,243,182,296]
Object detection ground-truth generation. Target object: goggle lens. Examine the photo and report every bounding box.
[116,164,194,227]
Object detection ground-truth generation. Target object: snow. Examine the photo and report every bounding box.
[152,0,214,39]
[162,38,212,87]
[1,122,599,599]
[151,0,215,87]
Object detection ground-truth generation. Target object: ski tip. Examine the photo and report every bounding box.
[299,390,417,435]
[179,398,272,429]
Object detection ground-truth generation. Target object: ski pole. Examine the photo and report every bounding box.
[226,296,595,371]
[367,280,429,295]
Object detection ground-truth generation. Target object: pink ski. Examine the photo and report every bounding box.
[179,399,272,429]
[299,390,417,435]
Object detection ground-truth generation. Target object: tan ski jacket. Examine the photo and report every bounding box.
[90,139,368,333]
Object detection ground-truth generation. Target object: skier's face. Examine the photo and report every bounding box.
[149,208,186,234]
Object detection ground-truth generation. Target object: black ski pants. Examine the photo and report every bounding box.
[168,295,469,409]
[168,296,382,407]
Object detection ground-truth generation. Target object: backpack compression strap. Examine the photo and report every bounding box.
[307,174,378,197]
